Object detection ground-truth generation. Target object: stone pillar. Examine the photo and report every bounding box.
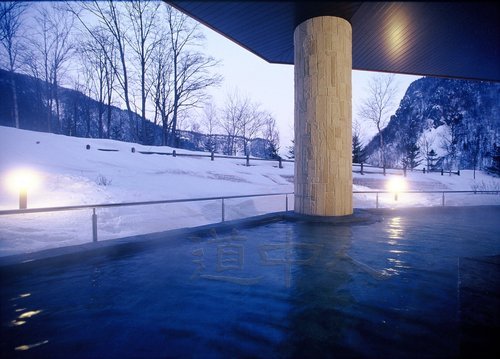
[294,16,352,216]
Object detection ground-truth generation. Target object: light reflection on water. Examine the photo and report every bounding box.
[15,340,49,352]
[0,206,499,358]
[387,216,404,240]
[383,216,408,275]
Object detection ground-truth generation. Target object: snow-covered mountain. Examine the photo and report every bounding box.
[364,77,500,171]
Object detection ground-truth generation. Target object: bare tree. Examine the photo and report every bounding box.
[358,74,398,168]
[262,114,280,159]
[71,0,135,136]
[219,90,270,156]
[149,33,174,145]
[418,129,435,170]
[49,5,74,133]
[78,29,116,138]
[201,102,218,152]
[440,112,462,171]
[166,5,222,147]
[220,90,248,155]
[0,2,27,128]
[28,3,75,133]
[27,6,54,132]
[125,0,160,144]
[242,103,268,156]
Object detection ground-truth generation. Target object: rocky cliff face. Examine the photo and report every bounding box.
[364,77,500,170]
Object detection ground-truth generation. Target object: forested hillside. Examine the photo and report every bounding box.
[0,1,280,159]
[0,69,278,158]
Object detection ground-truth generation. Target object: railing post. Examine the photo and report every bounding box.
[92,208,98,242]
[376,192,379,209]
[221,198,225,222]
[246,154,250,167]
[360,162,364,175]
[211,151,214,161]
[383,166,386,176]
[172,150,177,157]
[279,157,283,169]
[19,189,27,210]
[442,192,445,206]
[285,194,289,212]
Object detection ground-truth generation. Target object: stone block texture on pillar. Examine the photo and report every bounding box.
[294,16,352,216]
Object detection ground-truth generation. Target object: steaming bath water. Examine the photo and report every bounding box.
[1,206,499,358]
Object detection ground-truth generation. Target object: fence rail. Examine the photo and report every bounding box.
[0,192,294,243]
[1,190,498,244]
[353,190,500,208]
[352,163,461,176]
[95,145,294,167]
[92,146,462,175]
[1,190,497,217]
[0,192,293,216]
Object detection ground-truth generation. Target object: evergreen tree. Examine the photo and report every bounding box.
[204,135,216,153]
[287,139,295,159]
[426,149,438,170]
[402,142,422,170]
[487,143,500,175]
[352,133,366,163]
[265,141,280,159]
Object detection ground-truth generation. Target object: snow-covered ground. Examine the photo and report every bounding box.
[1,126,499,257]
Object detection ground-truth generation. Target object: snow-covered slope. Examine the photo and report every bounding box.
[0,126,294,256]
[0,126,498,256]
[0,126,293,208]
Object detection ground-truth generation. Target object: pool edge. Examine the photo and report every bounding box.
[1,205,499,272]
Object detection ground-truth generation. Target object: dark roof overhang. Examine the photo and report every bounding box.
[166,1,500,82]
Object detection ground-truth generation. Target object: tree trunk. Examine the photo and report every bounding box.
[10,73,19,128]
[53,71,62,134]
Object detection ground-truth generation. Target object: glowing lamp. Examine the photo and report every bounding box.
[386,177,407,201]
[6,169,39,209]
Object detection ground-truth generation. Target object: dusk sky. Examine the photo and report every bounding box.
[20,1,421,152]
[199,22,422,151]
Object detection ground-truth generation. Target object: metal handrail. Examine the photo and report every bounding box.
[0,192,294,243]
[1,190,498,216]
[0,192,293,216]
[0,190,497,244]
[353,190,500,194]
[353,190,499,208]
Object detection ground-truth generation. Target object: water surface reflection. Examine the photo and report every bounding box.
[0,206,498,358]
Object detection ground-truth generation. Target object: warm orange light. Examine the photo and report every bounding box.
[5,168,40,193]
[384,5,411,63]
[387,177,407,201]
[387,177,407,193]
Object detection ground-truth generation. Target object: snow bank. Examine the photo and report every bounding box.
[0,126,498,257]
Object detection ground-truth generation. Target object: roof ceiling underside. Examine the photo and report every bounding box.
[166,1,500,82]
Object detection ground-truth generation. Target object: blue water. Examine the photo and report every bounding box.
[1,206,499,358]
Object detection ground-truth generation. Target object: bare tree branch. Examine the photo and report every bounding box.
[358,74,398,168]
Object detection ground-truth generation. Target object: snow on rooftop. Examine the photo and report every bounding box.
[0,125,499,257]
